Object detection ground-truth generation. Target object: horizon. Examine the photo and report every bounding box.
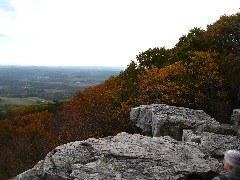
[0,64,125,68]
[0,0,239,67]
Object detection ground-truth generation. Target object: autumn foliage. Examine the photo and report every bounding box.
[1,13,240,179]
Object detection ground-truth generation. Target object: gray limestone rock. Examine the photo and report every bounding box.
[182,130,240,158]
[210,123,240,136]
[13,132,220,180]
[130,104,220,140]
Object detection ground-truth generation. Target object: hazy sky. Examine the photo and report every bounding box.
[0,0,239,67]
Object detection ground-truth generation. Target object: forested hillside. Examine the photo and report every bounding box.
[1,13,240,179]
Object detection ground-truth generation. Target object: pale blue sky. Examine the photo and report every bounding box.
[0,0,239,67]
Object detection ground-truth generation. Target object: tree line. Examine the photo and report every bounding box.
[0,13,240,179]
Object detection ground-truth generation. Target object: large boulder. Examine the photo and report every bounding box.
[130,104,221,140]
[13,132,220,180]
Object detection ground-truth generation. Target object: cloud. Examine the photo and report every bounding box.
[0,0,15,12]
[0,33,11,38]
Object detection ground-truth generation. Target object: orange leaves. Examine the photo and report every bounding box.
[137,62,186,105]
[184,52,224,91]
[9,110,55,141]
[0,120,14,144]
[135,51,228,113]
[0,109,58,178]
[0,110,55,143]
[59,77,122,141]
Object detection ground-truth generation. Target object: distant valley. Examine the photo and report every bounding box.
[0,65,123,111]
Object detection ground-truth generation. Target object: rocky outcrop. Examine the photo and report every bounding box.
[13,132,220,180]
[182,130,240,158]
[13,104,240,179]
[130,104,240,140]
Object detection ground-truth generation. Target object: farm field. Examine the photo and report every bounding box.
[0,96,49,105]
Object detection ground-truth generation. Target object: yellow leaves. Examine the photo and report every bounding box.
[188,51,217,62]
[136,61,186,104]
[134,51,228,111]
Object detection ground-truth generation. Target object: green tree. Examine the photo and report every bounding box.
[206,13,240,57]
[205,13,240,109]
[136,47,171,69]
[114,61,141,104]
[172,27,208,62]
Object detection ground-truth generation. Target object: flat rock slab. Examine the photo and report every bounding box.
[13,132,219,180]
[183,130,240,158]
